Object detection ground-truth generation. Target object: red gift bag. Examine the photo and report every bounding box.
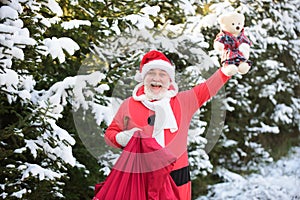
[93,131,180,200]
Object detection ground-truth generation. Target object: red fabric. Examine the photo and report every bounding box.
[93,131,180,200]
[140,50,172,70]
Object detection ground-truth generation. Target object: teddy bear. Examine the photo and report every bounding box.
[214,12,252,76]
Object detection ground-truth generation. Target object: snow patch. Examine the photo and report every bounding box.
[61,20,91,29]
[197,147,300,200]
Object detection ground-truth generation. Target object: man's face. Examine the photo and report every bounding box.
[143,69,171,100]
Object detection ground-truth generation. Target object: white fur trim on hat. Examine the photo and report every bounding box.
[134,71,143,82]
[135,60,175,82]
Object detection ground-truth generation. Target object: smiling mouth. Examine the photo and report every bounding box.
[150,82,162,89]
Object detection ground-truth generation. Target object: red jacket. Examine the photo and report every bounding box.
[104,69,230,199]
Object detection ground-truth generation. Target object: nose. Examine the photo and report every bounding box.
[236,26,240,30]
[152,73,160,80]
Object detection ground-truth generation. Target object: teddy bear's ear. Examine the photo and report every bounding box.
[237,12,245,22]
[218,12,232,25]
[217,14,226,25]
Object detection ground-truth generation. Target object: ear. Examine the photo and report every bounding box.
[218,15,225,25]
[241,14,245,21]
[237,12,245,22]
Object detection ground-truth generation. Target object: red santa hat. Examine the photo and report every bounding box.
[134,50,175,82]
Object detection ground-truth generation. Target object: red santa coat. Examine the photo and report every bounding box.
[105,69,230,200]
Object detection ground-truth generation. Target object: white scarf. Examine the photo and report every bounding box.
[142,98,178,147]
[132,83,178,147]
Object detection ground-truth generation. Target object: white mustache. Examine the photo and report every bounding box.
[149,82,170,89]
[150,82,162,87]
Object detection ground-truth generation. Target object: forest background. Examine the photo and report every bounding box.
[0,0,299,199]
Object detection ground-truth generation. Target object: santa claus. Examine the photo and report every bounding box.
[103,50,239,200]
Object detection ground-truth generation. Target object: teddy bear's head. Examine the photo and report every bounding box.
[218,12,245,36]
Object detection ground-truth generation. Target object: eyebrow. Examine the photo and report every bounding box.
[148,69,167,73]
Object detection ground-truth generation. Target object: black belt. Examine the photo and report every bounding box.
[170,166,191,186]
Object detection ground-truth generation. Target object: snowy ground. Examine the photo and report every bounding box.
[196,146,300,200]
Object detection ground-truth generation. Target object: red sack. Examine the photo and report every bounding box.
[93,131,180,200]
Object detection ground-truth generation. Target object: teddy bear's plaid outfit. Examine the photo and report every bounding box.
[215,29,252,66]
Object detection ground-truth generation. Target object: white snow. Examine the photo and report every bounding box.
[188,127,213,177]
[43,0,63,16]
[199,14,218,28]
[61,20,91,30]
[272,104,293,124]
[42,37,80,63]
[223,139,238,147]
[124,14,155,29]
[0,6,18,20]
[140,5,160,16]
[178,0,196,15]
[20,163,62,181]
[248,122,280,134]
[223,97,237,112]
[11,189,27,199]
[197,147,300,200]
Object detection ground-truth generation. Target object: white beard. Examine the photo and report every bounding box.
[144,82,170,100]
[132,81,178,102]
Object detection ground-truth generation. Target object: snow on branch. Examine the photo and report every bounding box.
[40,71,109,113]
[42,37,80,63]
[248,122,280,134]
